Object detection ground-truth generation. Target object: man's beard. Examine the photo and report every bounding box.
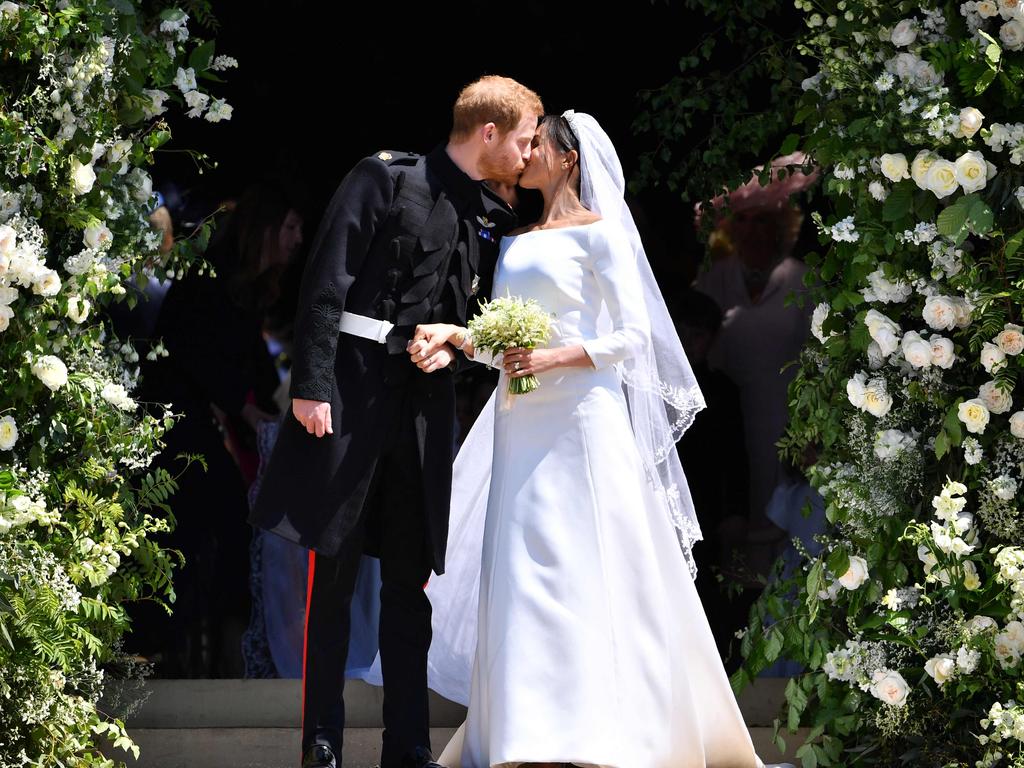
[478,150,523,187]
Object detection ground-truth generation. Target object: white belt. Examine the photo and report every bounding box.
[339,311,394,344]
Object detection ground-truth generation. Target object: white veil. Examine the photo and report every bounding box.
[363,110,709,706]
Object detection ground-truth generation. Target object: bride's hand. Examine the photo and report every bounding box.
[503,347,561,378]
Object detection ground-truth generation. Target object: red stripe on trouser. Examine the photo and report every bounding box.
[301,549,316,758]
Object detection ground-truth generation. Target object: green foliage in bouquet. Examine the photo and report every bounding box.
[0,2,232,764]
[697,0,1024,765]
[468,295,553,395]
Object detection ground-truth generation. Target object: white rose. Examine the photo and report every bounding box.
[957,645,981,673]
[1009,411,1024,439]
[0,224,15,256]
[995,631,1022,667]
[66,295,90,324]
[838,555,870,589]
[0,415,17,451]
[958,398,991,434]
[955,150,988,194]
[847,372,868,408]
[70,158,96,196]
[930,336,955,368]
[0,304,12,332]
[924,654,956,686]
[926,159,960,199]
[958,107,985,138]
[870,669,910,706]
[811,302,837,344]
[31,355,69,391]
[880,153,910,182]
[867,340,887,370]
[981,341,1008,373]
[1001,19,1024,50]
[83,222,112,250]
[952,298,972,329]
[0,2,20,17]
[32,269,61,297]
[902,331,933,368]
[1006,620,1024,646]
[891,18,919,46]
[977,0,1000,14]
[996,324,1024,355]
[875,326,900,357]
[979,380,1013,414]
[922,295,959,331]
[911,150,938,190]
[864,379,893,417]
[968,615,998,633]
[912,60,942,88]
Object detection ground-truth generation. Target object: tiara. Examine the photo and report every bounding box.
[560,109,579,139]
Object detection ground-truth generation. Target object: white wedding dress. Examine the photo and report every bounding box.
[422,219,763,768]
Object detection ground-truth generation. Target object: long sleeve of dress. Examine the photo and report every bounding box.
[289,157,393,402]
[580,221,651,369]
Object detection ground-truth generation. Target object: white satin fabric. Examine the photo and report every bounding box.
[420,221,760,768]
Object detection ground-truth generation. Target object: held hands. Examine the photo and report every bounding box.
[292,398,333,438]
[408,339,456,373]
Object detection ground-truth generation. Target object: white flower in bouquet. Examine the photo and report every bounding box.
[83,221,112,250]
[957,107,985,138]
[968,615,999,634]
[955,150,989,193]
[174,66,197,93]
[926,158,960,198]
[210,55,239,71]
[1009,410,1024,438]
[838,555,870,589]
[106,139,132,168]
[468,295,553,396]
[880,153,910,181]
[958,398,991,433]
[142,88,168,119]
[0,223,15,256]
[952,296,973,328]
[867,340,887,369]
[70,157,96,196]
[994,625,1023,668]
[963,436,983,463]
[0,303,13,332]
[911,150,938,189]
[834,163,856,180]
[932,485,967,522]
[957,645,982,673]
[918,544,939,574]
[869,181,889,201]
[863,378,893,417]
[865,309,902,354]
[998,0,1021,18]
[811,302,838,343]
[184,89,209,118]
[925,654,957,686]
[981,342,1008,373]
[100,382,137,412]
[847,372,869,408]
[996,323,1024,355]
[870,669,910,706]
[979,380,1013,414]
[863,268,913,303]
[874,428,916,459]
[902,331,934,368]
[963,560,982,590]
[66,295,90,324]
[32,269,61,297]
[891,18,920,45]
[989,474,1018,501]
[31,355,69,391]
[829,215,860,242]
[128,168,153,204]
[1000,18,1024,49]
[976,0,1000,15]
[0,415,18,451]
[930,336,956,368]
[923,294,961,330]
[205,98,234,123]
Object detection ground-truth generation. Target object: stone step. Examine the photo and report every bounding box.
[120,726,806,767]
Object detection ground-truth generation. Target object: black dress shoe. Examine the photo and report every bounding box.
[301,744,337,768]
[402,745,445,768]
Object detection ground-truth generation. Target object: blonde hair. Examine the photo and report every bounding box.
[450,75,543,142]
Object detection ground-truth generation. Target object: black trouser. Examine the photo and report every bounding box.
[302,391,433,768]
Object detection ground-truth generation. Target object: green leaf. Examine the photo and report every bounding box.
[827,548,850,580]
[796,742,819,768]
[934,428,950,459]
[189,39,216,72]
[1007,229,1024,259]
[936,196,970,239]
[779,133,802,156]
[765,626,785,663]
[882,182,914,222]
[967,196,994,235]
[944,399,963,445]
[975,68,997,94]
[159,8,187,22]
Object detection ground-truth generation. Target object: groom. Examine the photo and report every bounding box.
[249,75,543,768]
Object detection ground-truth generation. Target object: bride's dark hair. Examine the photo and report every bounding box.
[540,114,581,195]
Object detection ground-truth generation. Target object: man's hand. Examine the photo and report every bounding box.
[408,323,461,360]
[410,342,455,373]
[292,398,333,438]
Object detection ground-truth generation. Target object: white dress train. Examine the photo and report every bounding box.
[374,220,768,767]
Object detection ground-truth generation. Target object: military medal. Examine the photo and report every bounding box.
[470,274,480,295]
[476,215,496,243]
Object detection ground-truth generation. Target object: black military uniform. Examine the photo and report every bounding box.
[249,144,515,768]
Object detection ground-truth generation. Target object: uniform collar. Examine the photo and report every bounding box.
[426,143,517,231]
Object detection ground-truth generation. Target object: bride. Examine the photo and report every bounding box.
[403,110,785,768]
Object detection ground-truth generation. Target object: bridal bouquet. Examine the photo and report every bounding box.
[468,295,553,395]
